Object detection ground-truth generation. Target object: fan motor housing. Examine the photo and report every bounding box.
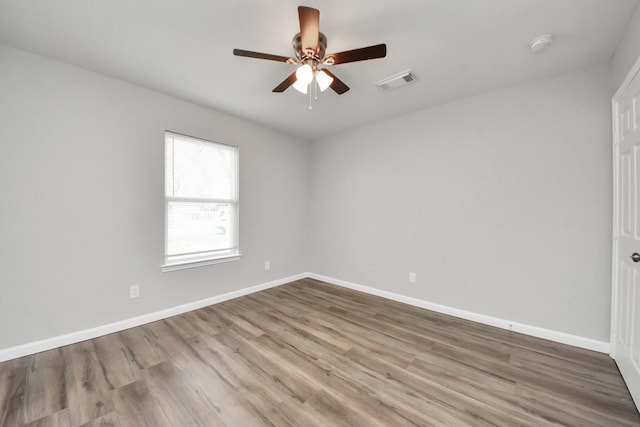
[292,32,327,61]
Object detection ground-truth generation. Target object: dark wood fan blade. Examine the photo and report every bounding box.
[324,44,387,65]
[321,69,350,94]
[272,71,297,93]
[298,6,319,53]
[233,49,293,63]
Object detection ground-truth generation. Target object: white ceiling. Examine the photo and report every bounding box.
[0,0,637,141]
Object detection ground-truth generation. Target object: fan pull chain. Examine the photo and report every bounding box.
[308,84,313,110]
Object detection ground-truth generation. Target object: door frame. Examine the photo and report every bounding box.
[611,54,640,360]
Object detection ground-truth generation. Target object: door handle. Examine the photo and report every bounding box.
[631,253,640,262]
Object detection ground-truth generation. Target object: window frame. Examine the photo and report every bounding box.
[161,131,241,272]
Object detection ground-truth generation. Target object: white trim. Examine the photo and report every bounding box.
[611,91,620,359]
[161,253,242,272]
[306,273,610,354]
[0,273,306,363]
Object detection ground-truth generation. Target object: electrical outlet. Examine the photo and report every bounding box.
[409,272,416,283]
[264,261,271,271]
[129,284,140,299]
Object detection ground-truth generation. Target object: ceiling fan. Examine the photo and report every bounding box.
[233,6,387,96]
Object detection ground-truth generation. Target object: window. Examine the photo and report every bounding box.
[162,131,240,271]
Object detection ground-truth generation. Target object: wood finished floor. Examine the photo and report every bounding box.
[1,278,638,426]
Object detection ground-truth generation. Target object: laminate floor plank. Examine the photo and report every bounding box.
[301,389,389,427]
[22,409,71,427]
[252,307,417,369]
[186,333,288,413]
[256,315,467,425]
[373,310,516,359]
[143,321,199,369]
[349,347,541,426]
[320,353,471,426]
[92,334,141,390]
[286,300,424,367]
[513,367,639,425]
[142,361,225,427]
[284,281,380,316]
[22,349,66,424]
[171,357,275,427]
[2,279,639,426]
[514,381,636,427]
[78,411,120,427]
[118,327,166,370]
[161,316,199,341]
[150,328,275,426]
[263,399,327,427]
[340,348,497,425]
[260,307,355,354]
[62,341,114,426]
[212,331,318,404]
[179,311,220,338]
[253,309,353,362]
[408,349,518,399]
[219,297,265,316]
[509,346,629,393]
[0,356,28,426]
[320,305,441,358]
[111,380,172,427]
[213,305,266,338]
[252,335,423,427]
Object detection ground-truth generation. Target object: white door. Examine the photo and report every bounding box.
[612,59,640,409]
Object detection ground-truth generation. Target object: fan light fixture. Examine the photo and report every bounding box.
[295,64,313,85]
[293,64,313,94]
[316,69,334,91]
[292,65,334,94]
[292,79,309,94]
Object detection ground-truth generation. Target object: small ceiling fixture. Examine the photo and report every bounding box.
[233,6,387,109]
[375,69,417,91]
[529,34,554,53]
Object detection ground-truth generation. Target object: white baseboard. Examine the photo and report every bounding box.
[306,273,610,354]
[0,273,306,363]
[0,271,610,362]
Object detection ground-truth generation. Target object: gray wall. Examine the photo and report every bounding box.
[309,63,613,342]
[0,39,624,352]
[0,45,309,349]
[612,2,640,89]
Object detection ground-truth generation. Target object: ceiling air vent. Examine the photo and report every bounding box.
[375,69,417,91]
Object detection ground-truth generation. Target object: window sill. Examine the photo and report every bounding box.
[161,253,242,272]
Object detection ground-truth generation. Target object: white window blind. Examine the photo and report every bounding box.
[164,131,239,269]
